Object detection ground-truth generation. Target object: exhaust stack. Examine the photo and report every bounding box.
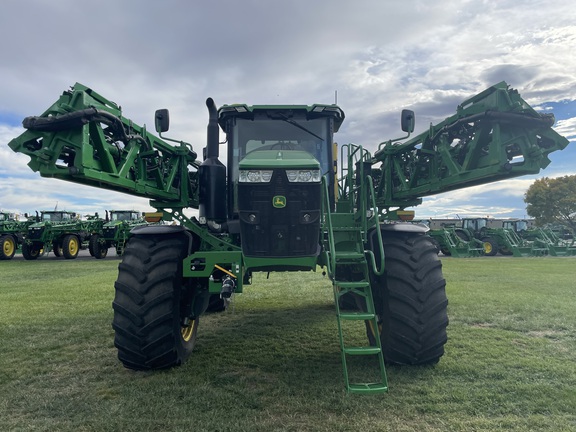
[198,98,227,224]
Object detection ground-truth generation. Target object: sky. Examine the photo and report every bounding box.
[1,0,575,220]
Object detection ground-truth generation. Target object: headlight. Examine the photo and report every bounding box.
[286,169,321,183]
[239,170,273,183]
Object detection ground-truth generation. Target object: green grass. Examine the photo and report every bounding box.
[1,256,575,431]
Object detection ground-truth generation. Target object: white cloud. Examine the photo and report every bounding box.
[555,117,576,141]
[0,0,575,218]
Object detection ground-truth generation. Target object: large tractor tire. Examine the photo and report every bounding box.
[482,237,498,256]
[369,230,448,365]
[112,231,198,370]
[52,240,63,257]
[22,242,43,260]
[89,234,108,259]
[0,235,16,260]
[62,234,80,259]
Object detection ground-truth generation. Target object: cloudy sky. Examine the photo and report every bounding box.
[1,0,575,220]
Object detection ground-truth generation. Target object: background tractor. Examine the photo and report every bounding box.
[428,218,485,257]
[22,210,103,260]
[89,210,148,258]
[0,212,37,260]
[8,81,570,393]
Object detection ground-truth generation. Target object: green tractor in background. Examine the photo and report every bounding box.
[0,212,38,260]
[503,219,576,256]
[89,210,149,258]
[457,217,505,256]
[23,210,103,260]
[458,218,553,257]
[427,218,485,257]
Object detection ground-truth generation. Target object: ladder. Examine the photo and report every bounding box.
[331,216,388,394]
[323,142,388,394]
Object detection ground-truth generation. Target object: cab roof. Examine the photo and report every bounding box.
[218,103,345,132]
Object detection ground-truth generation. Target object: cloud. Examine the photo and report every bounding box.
[0,0,575,219]
[555,117,576,141]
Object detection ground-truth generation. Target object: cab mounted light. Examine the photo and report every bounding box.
[286,169,321,183]
[239,170,273,183]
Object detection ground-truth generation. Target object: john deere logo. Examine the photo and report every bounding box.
[273,195,286,208]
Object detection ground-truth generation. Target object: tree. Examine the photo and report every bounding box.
[524,175,576,231]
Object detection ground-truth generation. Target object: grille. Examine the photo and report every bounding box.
[238,170,321,257]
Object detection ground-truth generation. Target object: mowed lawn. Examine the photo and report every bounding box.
[0,254,575,431]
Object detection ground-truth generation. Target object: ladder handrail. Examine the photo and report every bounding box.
[364,175,385,276]
[321,176,336,278]
[339,143,385,276]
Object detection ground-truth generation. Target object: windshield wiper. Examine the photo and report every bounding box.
[278,114,325,141]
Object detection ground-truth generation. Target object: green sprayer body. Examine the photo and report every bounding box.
[22,210,103,260]
[8,81,570,393]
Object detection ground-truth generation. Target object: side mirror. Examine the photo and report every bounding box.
[155,109,170,133]
[401,109,415,133]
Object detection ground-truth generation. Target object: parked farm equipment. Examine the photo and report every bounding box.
[90,210,148,258]
[428,219,485,257]
[8,81,570,393]
[456,217,543,256]
[0,212,37,260]
[22,210,103,260]
[503,219,576,256]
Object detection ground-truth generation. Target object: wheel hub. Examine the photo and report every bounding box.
[181,319,197,342]
[3,238,15,256]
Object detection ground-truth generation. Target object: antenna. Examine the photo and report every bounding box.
[334,90,338,105]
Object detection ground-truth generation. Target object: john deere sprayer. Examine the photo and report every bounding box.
[22,210,103,260]
[8,82,569,393]
[90,210,149,258]
[0,212,36,260]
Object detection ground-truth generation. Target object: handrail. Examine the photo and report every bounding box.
[321,176,336,278]
[364,175,385,276]
[340,143,386,276]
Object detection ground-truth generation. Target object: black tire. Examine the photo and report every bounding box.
[429,237,441,255]
[482,237,498,256]
[88,237,95,256]
[112,232,198,370]
[206,294,230,313]
[90,235,108,259]
[0,235,16,260]
[62,234,79,259]
[22,242,43,260]
[52,241,62,257]
[369,231,448,365]
[454,228,470,242]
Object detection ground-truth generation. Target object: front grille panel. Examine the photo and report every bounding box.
[238,170,321,257]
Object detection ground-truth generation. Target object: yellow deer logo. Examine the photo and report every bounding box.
[273,195,287,208]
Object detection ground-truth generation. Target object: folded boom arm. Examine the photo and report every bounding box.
[8,83,199,210]
[371,82,570,210]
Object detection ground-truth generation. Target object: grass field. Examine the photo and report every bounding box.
[1,255,575,431]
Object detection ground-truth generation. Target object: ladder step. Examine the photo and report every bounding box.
[339,312,375,320]
[335,252,365,260]
[344,346,381,355]
[335,281,370,289]
[348,383,388,394]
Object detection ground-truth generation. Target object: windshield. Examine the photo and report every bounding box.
[463,219,486,230]
[42,212,71,222]
[112,212,140,221]
[230,117,330,181]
